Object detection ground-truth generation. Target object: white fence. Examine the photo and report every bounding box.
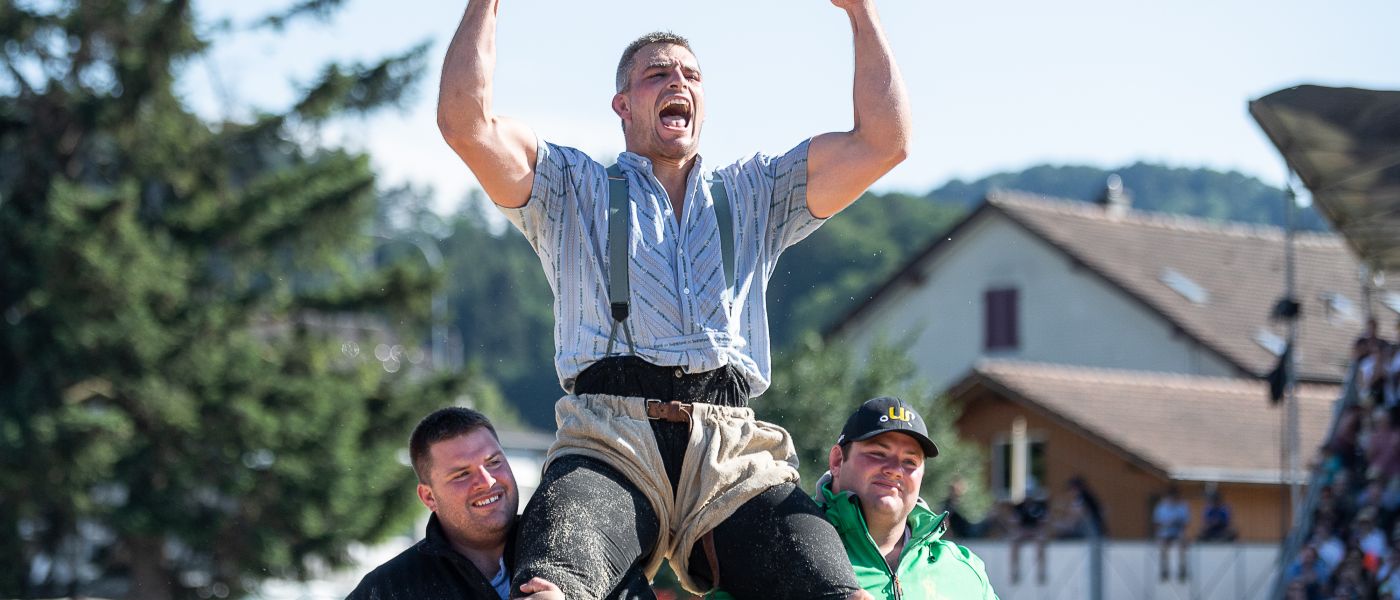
[965,540,1281,600]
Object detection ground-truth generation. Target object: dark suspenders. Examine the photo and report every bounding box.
[604,163,735,356]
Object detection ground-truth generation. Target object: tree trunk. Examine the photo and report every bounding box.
[126,536,174,600]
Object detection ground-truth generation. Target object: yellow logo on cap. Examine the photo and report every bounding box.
[888,406,910,422]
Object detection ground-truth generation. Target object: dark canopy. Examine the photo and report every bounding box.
[1250,85,1400,273]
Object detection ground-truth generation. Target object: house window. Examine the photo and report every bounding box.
[985,288,1019,351]
[991,437,1047,500]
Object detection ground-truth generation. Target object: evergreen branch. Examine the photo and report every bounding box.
[296,260,438,318]
[252,0,346,32]
[291,41,428,122]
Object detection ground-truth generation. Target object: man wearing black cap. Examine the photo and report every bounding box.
[816,397,997,599]
[712,396,996,599]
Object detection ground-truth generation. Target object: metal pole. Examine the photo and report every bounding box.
[1089,521,1103,600]
[1285,184,1301,516]
[1011,417,1028,502]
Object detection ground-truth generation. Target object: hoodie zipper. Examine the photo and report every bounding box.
[886,518,941,599]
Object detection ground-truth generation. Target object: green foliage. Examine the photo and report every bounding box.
[929,162,1329,231]
[758,333,991,517]
[439,193,561,427]
[0,2,459,599]
[767,191,966,345]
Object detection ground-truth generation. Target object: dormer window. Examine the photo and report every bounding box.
[1160,268,1209,305]
[1254,328,1287,356]
[1320,292,1359,323]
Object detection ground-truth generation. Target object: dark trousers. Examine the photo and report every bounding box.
[510,357,860,600]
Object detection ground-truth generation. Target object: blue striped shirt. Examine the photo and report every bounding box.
[498,137,824,398]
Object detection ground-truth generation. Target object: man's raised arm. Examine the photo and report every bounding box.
[438,0,537,208]
[806,0,912,218]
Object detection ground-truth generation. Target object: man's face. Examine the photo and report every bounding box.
[612,43,705,162]
[829,432,926,524]
[416,428,519,550]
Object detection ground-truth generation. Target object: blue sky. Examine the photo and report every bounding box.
[184,0,1400,214]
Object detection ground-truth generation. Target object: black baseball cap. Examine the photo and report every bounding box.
[836,396,939,457]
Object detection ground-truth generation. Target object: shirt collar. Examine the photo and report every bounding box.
[616,151,707,177]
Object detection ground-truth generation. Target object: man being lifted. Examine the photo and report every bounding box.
[437,1,911,598]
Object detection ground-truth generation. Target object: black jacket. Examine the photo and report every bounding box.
[346,514,509,600]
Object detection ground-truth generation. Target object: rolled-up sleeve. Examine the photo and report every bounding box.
[497,136,587,254]
[762,138,826,255]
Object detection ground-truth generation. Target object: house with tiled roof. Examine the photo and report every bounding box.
[828,189,1400,540]
[950,360,1337,541]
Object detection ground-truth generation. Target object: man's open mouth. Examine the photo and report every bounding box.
[659,97,692,130]
[471,493,503,507]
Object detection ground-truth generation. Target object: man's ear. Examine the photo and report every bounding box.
[828,445,844,477]
[417,483,437,513]
[612,93,629,122]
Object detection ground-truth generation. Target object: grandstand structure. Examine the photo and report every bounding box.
[1252,85,1400,599]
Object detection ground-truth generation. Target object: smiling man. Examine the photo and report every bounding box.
[436,1,909,598]
[346,407,558,600]
[815,397,997,599]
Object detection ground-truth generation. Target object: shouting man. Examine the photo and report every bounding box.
[437,1,911,598]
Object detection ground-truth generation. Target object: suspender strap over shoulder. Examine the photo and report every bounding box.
[602,163,735,356]
[708,174,735,289]
[605,164,635,356]
[605,164,631,323]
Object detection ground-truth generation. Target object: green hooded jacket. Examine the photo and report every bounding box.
[708,474,997,600]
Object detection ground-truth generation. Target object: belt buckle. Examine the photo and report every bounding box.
[645,399,693,423]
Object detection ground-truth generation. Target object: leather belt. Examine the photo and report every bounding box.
[645,399,693,423]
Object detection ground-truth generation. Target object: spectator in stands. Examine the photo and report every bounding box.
[1316,484,1343,533]
[1333,547,1369,598]
[1360,317,1383,346]
[1153,485,1190,581]
[1311,523,1346,574]
[1373,343,1395,408]
[1197,488,1237,542]
[1359,480,1386,514]
[1378,536,1400,598]
[1009,486,1050,585]
[1285,544,1331,600]
[1368,409,1400,483]
[1355,508,1388,573]
[1329,404,1366,476]
[1060,476,1106,539]
[1361,337,1384,405]
[1388,335,1400,411]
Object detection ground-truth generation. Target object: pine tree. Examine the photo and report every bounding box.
[0,1,467,598]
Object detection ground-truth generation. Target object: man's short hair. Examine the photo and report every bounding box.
[409,407,497,484]
[615,31,693,93]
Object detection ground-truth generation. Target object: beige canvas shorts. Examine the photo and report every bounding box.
[545,393,801,593]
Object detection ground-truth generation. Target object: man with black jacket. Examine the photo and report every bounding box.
[347,407,559,599]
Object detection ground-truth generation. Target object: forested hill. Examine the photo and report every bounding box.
[446,163,1327,428]
[927,162,1329,231]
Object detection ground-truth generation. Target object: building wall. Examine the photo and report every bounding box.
[961,540,1282,600]
[954,388,1291,542]
[838,212,1240,393]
